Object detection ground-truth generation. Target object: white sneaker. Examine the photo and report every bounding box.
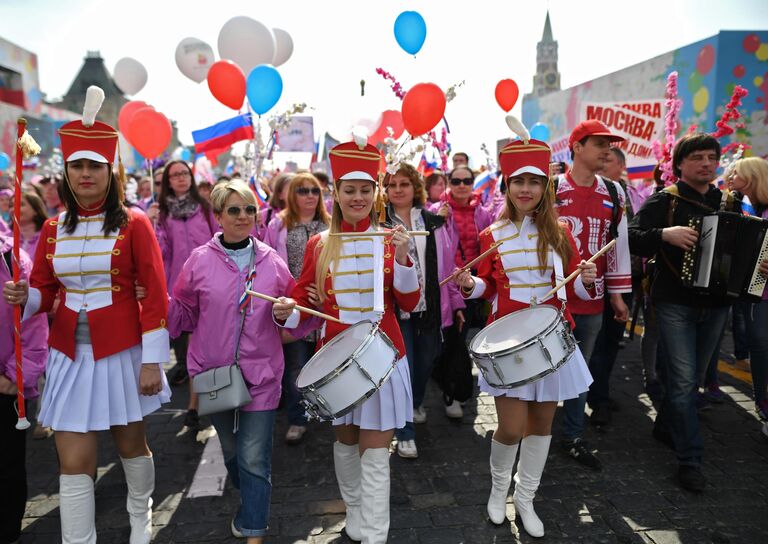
[230,518,245,539]
[445,400,463,419]
[397,439,418,459]
[413,406,427,424]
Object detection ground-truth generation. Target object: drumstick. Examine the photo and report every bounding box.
[439,241,504,287]
[329,231,430,237]
[247,290,344,324]
[537,239,617,302]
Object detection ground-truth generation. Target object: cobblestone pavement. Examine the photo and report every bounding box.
[20,331,768,543]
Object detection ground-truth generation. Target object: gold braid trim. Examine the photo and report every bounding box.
[329,149,381,160]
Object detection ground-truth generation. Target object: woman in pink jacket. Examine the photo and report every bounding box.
[0,233,48,544]
[169,180,311,543]
[148,160,217,427]
[429,165,494,418]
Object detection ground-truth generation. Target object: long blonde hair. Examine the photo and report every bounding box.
[499,175,571,267]
[732,157,768,207]
[278,173,331,230]
[314,182,378,302]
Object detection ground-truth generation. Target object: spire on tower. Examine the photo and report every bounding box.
[542,11,553,42]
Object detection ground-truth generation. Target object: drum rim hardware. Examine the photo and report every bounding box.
[298,320,401,421]
[469,306,576,389]
[470,306,560,358]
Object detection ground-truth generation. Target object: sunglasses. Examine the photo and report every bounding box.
[225,205,258,217]
[296,187,321,196]
[450,178,474,186]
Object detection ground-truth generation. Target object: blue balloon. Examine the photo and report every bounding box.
[530,123,550,142]
[394,11,427,55]
[180,148,192,162]
[0,152,10,170]
[246,64,283,115]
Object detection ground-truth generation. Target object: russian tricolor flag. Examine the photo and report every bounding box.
[473,170,498,199]
[417,153,439,177]
[192,114,254,154]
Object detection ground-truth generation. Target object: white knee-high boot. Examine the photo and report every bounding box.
[59,474,96,544]
[487,439,520,524]
[333,442,362,541]
[120,455,155,544]
[512,435,551,538]
[359,448,390,544]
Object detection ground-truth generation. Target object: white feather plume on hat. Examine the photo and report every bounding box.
[82,86,105,127]
[505,114,530,144]
[351,125,369,150]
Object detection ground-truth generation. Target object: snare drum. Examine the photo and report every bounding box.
[469,306,576,389]
[297,320,400,421]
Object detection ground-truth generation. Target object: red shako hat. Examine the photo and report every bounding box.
[329,141,382,183]
[58,86,118,164]
[498,139,552,177]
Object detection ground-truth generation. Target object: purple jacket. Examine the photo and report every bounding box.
[155,206,219,294]
[168,235,315,411]
[432,221,466,327]
[0,234,48,398]
[263,215,289,263]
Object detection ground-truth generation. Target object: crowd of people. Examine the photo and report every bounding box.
[1,93,767,544]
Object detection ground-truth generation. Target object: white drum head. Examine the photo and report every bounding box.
[297,321,375,387]
[471,306,558,355]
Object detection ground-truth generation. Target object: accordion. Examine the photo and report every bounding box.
[682,211,768,301]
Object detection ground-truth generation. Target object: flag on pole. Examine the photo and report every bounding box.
[192,114,254,154]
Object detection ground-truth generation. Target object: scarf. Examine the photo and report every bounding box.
[166,194,200,219]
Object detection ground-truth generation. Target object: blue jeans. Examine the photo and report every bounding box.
[210,409,276,537]
[744,300,768,404]
[588,293,633,408]
[654,302,729,466]
[395,314,442,441]
[561,312,603,441]
[282,340,315,425]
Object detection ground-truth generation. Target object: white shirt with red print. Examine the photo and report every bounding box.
[554,173,632,315]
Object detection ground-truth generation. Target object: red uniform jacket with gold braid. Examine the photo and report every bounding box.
[466,217,597,329]
[290,217,420,358]
[26,207,169,362]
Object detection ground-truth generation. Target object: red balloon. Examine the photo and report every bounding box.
[369,110,405,145]
[401,83,446,137]
[129,108,172,158]
[494,79,519,112]
[743,34,761,54]
[118,101,148,144]
[696,44,715,75]
[207,60,246,110]
[733,65,746,79]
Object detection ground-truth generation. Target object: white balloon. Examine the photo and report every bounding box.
[113,57,147,96]
[272,28,294,67]
[218,16,275,75]
[175,37,215,83]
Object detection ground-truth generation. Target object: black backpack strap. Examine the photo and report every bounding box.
[600,176,621,240]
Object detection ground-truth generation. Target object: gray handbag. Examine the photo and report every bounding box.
[192,252,255,417]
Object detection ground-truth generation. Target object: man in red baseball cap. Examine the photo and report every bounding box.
[554,119,632,470]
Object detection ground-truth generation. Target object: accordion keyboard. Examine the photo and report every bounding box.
[748,233,768,298]
[681,216,702,286]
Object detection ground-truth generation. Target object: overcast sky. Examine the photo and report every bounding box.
[2,0,767,165]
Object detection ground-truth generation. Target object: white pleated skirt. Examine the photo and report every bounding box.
[333,356,413,431]
[39,344,171,432]
[479,345,593,402]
